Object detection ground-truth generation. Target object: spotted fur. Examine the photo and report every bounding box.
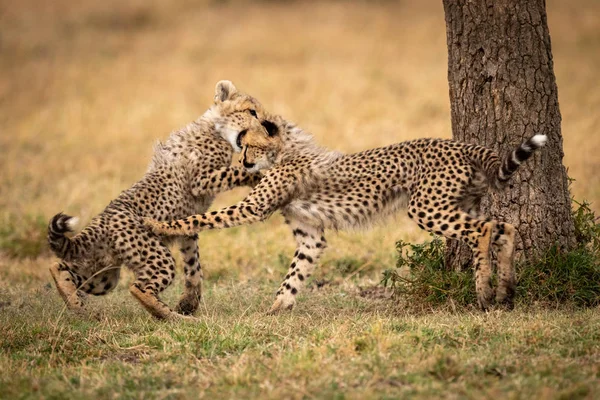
[47,81,267,320]
[146,111,547,312]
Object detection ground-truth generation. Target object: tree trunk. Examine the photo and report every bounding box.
[442,0,576,270]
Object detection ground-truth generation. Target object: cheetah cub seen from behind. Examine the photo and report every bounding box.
[48,81,272,320]
[145,109,547,313]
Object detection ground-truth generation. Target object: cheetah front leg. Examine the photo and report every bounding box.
[191,166,261,197]
[175,235,203,315]
[268,221,326,315]
[145,174,296,237]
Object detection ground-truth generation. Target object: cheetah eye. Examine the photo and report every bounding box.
[248,109,258,118]
[262,120,278,137]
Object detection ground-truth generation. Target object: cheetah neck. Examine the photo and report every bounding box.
[161,109,219,147]
[148,109,223,171]
[275,116,342,166]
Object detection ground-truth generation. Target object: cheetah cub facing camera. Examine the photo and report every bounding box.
[48,81,272,320]
[146,107,547,312]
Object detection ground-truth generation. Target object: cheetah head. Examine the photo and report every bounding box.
[209,80,277,153]
[238,119,282,172]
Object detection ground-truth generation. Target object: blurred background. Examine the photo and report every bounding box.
[1,0,599,284]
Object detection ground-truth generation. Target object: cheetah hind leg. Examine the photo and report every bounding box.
[268,222,326,315]
[492,222,516,309]
[461,207,496,310]
[473,221,496,310]
[49,262,86,311]
[407,200,495,310]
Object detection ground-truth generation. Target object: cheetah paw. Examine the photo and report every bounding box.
[175,297,200,316]
[477,289,495,311]
[267,297,295,315]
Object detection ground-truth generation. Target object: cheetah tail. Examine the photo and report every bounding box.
[497,134,548,184]
[47,212,81,261]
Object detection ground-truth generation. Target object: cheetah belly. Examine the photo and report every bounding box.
[283,182,410,231]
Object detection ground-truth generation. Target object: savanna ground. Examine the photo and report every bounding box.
[1,0,600,398]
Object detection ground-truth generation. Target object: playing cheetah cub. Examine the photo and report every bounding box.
[146,105,547,312]
[48,81,272,320]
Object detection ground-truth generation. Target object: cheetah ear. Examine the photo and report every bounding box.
[214,80,238,102]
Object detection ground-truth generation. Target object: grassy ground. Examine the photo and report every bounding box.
[1,0,600,398]
[2,279,600,399]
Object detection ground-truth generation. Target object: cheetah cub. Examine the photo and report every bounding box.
[48,81,272,320]
[145,111,547,312]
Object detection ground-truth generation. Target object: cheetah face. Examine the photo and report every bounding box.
[209,80,271,152]
[239,120,282,172]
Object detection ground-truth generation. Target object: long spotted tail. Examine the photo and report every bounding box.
[473,134,547,189]
[48,213,95,261]
[497,134,547,184]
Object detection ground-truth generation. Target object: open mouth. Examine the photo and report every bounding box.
[236,129,247,150]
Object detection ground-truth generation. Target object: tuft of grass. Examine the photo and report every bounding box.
[381,235,476,309]
[517,245,600,307]
[572,199,600,253]
[518,200,600,307]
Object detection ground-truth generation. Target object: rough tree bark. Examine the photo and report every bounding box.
[442,0,576,269]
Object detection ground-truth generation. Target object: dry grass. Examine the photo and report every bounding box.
[2,279,600,399]
[1,0,600,398]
